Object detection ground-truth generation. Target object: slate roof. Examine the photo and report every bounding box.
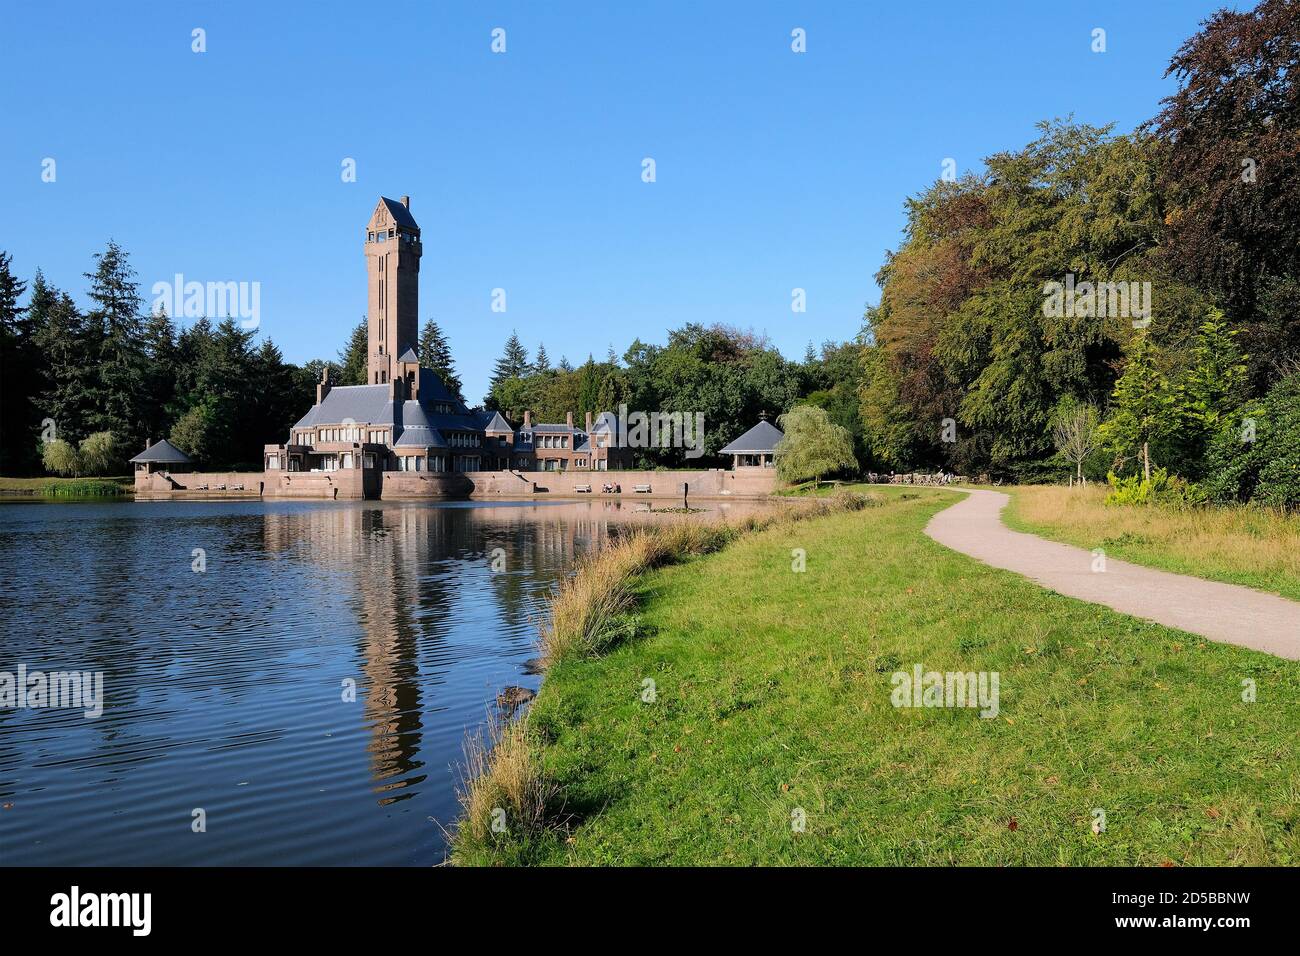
[380,197,419,231]
[130,438,192,464]
[292,385,394,430]
[397,347,419,363]
[480,411,512,433]
[718,419,785,454]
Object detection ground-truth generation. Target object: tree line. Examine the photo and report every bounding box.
[858,0,1300,506]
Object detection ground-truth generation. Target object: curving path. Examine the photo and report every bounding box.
[924,489,1300,661]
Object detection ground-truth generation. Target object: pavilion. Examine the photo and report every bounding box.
[719,416,784,469]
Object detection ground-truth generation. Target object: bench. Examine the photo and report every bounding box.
[231,483,244,492]
[574,484,592,493]
[634,484,652,493]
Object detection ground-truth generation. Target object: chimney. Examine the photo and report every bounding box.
[400,195,410,209]
[523,410,532,429]
[585,411,593,433]
[566,411,574,429]
[317,367,332,404]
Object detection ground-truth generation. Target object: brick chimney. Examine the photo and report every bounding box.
[523,410,532,428]
[400,195,410,209]
[566,411,574,429]
[585,411,593,432]
[317,367,332,404]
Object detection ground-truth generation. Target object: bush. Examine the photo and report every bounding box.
[1202,374,1300,509]
[1105,467,1206,507]
[41,439,82,477]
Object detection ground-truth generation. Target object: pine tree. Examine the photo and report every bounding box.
[534,342,551,373]
[606,344,619,366]
[83,240,147,448]
[558,355,573,373]
[1099,332,1179,480]
[418,318,463,397]
[488,331,530,392]
[337,319,368,385]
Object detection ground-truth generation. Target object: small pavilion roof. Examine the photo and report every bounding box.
[718,419,785,455]
[130,439,193,464]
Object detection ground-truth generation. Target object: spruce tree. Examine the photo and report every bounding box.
[140,307,178,444]
[558,355,573,373]
[337,319,368,385]
[418,318,463,397]
[33,274,97,447]
[534,342,551,373]
[488,331,529,391]
[83,241,146,448]
[0,252,33,473]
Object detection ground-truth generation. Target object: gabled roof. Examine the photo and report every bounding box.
[480,411,512,433]
[591,411,620,433]
[718,419,784,455]
[379,196,419,231]
[397,347,419,363]
[130,438,192,464]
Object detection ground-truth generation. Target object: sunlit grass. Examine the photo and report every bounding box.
[454,489,1300,865]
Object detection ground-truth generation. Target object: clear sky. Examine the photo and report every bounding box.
[0,0,1240,403]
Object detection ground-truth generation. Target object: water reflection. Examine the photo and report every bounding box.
[0,497,771,865]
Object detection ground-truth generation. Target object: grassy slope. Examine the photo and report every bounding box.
[1005,485,1300,603]
[462,488,1300,865]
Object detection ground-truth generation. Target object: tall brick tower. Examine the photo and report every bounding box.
[364,196,421,385]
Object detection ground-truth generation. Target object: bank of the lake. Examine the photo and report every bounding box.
[454,488,1300,866]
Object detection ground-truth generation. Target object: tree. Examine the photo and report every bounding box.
[1099,332,1179,480]
[33,277,96,446]
[1051,401,1100,484]
[337,319,368,386]
[487,331,529,401]
[1151,0,1300,316]
[418,318,463,397]
[41,439,82,477]
[83,240,147,449]
[0,251,34,474]
[140,307,178,444]
[557,355,573,373]
[533,342,551,373]
[79,431,123,475]
[774,405,857,484]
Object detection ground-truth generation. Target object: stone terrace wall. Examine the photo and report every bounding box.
[135,471,264,498]
[480,468,777,499]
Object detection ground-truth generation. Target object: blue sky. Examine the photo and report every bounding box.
[0,0,1240,403]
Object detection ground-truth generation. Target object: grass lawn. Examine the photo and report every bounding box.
[457,488,1300,865]
[1006,484,1300,603]
[0,475,133,497]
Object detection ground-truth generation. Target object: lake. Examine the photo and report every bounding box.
[0,496,767,865]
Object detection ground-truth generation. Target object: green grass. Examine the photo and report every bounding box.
[0,475,133,497]
[455,488,1300,865]
[1005,484,1300,603]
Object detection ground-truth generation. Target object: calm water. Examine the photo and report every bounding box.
[0,496,759,866]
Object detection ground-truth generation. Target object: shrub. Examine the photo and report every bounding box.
[1105,467,1206,507]
[1202,374,1300,509]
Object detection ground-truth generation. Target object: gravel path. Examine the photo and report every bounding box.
[924,489,1300,660]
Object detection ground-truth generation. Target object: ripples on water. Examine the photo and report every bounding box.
[0,497,751,865]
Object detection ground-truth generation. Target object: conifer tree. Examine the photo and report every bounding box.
[418,318,463,397]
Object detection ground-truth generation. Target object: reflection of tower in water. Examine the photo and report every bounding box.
[260,500,725,803]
